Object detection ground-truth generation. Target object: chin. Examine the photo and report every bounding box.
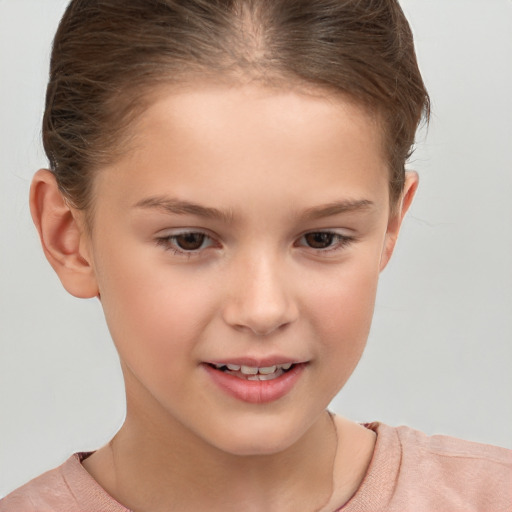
[217,437,293,457]
[203,415,311,457]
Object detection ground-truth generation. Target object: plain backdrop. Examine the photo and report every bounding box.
[1,0,511,498]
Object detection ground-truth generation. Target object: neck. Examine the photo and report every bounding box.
[113,411,336,511]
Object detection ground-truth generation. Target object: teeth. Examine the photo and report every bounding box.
[258,373,279,381]
[213,363,295,374]
[247,373,282,381]
[240,365,259,375]
[258,365,277,375]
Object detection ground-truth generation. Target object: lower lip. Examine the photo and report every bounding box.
[203,364,306,404]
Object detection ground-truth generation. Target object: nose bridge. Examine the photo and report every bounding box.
[223,246,297,336]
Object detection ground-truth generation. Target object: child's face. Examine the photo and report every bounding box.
[79,84,413,455]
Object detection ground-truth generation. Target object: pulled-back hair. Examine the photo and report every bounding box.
[43,0,430,217]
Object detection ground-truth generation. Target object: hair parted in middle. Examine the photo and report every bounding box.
[44,0,430,222]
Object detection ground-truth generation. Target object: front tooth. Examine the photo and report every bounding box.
[258,373,278,381]
[227,364,241,371]
[258,366,277,375]
[281,363,292,370]
[241,365,258,375]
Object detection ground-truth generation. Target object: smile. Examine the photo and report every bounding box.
[210,363,294,381]
[203,361,306,404]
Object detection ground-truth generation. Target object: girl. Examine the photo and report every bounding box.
[1,0,510,510]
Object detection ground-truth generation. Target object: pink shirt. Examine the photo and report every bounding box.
[2,423,511,511]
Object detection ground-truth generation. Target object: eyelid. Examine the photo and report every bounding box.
[155,228,220,256]
[154,228,355,258]
[156,227,211,237]
[295,229,356,253]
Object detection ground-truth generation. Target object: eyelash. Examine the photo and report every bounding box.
[295,232,355,253]
[155,230,355,257]
[155,231,215,257]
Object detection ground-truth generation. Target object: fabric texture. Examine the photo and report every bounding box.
[1,423,511,511]
[338,423,512,511]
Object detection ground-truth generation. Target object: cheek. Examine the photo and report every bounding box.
[310,248,380,324]
[93,246,217,376]
[305,253,381,377]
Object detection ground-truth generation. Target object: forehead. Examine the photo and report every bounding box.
[93,83,389,217]
[138,81,383,151]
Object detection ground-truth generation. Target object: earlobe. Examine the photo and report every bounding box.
[379,171,419,271]
[30,169,99,298]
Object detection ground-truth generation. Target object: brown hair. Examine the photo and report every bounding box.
[43,0,430,219]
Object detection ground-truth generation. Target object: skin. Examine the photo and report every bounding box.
[30,83,417,512]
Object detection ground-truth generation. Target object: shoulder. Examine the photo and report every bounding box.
[393,423,511,480]
[0,458,75,511]
[342,422,512,512]
[0,454,129,512]
[395,422,511,460]
[384,423,511,510]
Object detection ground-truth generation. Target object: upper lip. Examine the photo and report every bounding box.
[205,357,306,367]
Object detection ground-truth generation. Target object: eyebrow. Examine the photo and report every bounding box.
[300,199,375,220]
[133,196,374,223]
[133,196,234,223]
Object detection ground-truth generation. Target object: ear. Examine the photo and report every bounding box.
[30,169,99,298]
[379,171,419,271]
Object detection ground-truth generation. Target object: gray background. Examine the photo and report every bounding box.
[1,0,511,497]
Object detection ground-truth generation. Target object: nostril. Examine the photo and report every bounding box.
[227,318,292,336]
[249,321,291,337]
[221,272,299,335]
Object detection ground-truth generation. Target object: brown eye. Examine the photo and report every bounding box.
[175,233,206,251]
[304,232,336,249]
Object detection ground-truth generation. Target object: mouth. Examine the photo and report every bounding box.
[203,360,307,403]
[207,362,295,381]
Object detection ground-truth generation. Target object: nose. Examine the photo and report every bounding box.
[222,252,298,336]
